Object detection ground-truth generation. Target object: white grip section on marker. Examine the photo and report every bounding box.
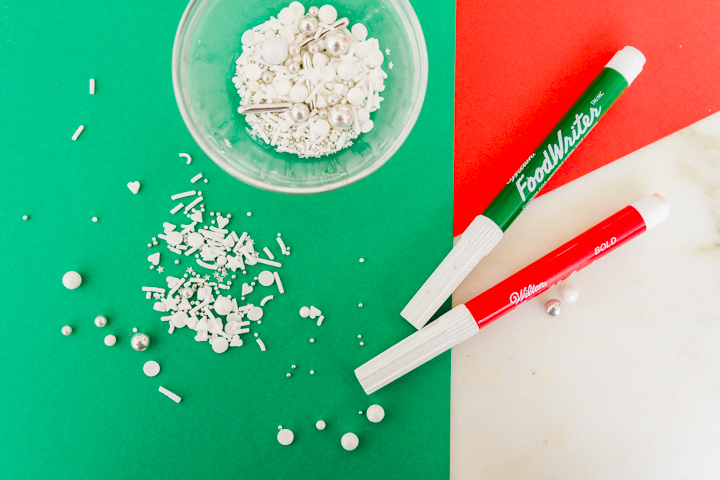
[401,215,503,330]
[605,46,645,85]
[355,305,480,395]
[631,193,670,230]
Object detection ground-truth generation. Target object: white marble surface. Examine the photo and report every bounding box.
[450,112,720,479]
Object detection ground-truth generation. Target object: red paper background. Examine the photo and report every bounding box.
[453,0,720,236]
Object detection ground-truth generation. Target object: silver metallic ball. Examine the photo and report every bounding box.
[288,43,301,56]
[299,15,319,35]
[288,62,300,74]
[289,103,310,122]
[326,93,339,106]
[545,299,563,317]
[181,287,194,299]
[261,71,274,84]
[94,315,107,328]
[318,108,328,119]
[328,104,353,129]
[131,333,150,351]
[307,42,320,55]
[325,32,350,56]
[342,79,355,89]
[308,6,319,16]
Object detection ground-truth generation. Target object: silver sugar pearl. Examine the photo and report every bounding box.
[131,332,150,351]
[326,93,339,106]
[261,71,274,84]
[288,62,300,74]
[342,79,355,89]
[288,43,301,56]
[94,315,108,328]
[289,103,310,122]
[307,42,320,55]
[325,32,350,56]
[328,104,353,129]
[318,108,328,119]
[545,299,563,317]
[181,287,194,299]
[299,15,319,35]
[308,6,319,16]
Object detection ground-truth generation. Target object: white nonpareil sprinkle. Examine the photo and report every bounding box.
[316,420,326,430]
[22,215,28,220]
[366,404,385,423]
[89,78,95,95]
[92,217,98,222]
[341,432,359,451]
[71,125,84,141]
[61,325,73,336]
[158,386,182,403]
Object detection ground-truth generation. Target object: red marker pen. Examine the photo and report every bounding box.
[356,194,670,394]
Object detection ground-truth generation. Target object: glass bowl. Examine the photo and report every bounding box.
[172,0,428,194]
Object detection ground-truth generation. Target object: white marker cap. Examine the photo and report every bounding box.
[401,215,503,329]
[355,305,480,395]
[631,193,670,230]
[605,46,646,85]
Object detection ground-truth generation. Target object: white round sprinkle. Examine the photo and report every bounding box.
[92,217,98,222]
[310,370,314,374]
[358,335,362,338]
[258,270,275,286]
[248,306,264,321]
[22,215,28,220]
[247,212,252,217]
[351,23,368,41]
[360,120,374,133]
[359,342,364,346]
[62,271,82,290]
[366,49,384,68]
[312,119,330,136]
[143,360,161,377]
[174,260,180,265]
[245,64,262,81]
[277,7,296,25]
[214,296,233,315]
[366,404,385,423]
[286,373,291,377]
[359,258,364,263]
[290,84,309,103]
[61,325,72,336]
[560,286,579,303]
[316,420,326,430]
[341,432,359,451]
[300,306,310,317]
[261,37,289,65]
[346,87,365,106]
[278,428,294,446]
[309,338,314,343]
[318,5,337,23]
[132,328,138,333]
[94,315,107,328]
[337,62,357,81]
[104,334,116,346]
[358,303,363,308]
[289,1,305,14]
[275,79,292,96]
[212,337,229,354]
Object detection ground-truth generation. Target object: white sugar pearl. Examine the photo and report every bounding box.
[341,432,359,451]
[248,80,260,92]
[366,49,384,68]
[560,286,579,303]
[318,5,337,24]
[316,420,326,430]
[289,1,305,15]
[361,120,374,133]
[261,37,289,65]
[214,296,232,315]
[104,334,116,346]
[62,271,82,290]
[245,64,262,81]
[355,41,371,58]
[366,404,385,423]
[347,87,365,106]
[276,79,292,96]
[212,337,229,353]
[278,7,296,25]
[299,306,310,318]
[312,119,330,136]
[143,360,160,377]
[278,428,294,446]
[312,52,328,68]
[351,23,368,41]
[61,325,72,336]
[357,109,370,122]
[289,84,309,103]
[337,62,357,80]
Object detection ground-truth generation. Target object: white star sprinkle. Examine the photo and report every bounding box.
[388,61,394,69]
[385,48,390,55]
[157,266,164,273]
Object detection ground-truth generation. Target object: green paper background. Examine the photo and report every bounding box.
[0,1,455,478]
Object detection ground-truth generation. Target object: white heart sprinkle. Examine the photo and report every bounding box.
[217,216,229,229]
[148,252,160,265]
[242,283,254,296]
[127,181,140,194]
[190,210,203,223]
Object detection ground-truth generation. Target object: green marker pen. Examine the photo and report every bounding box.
[402,46,646,329]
